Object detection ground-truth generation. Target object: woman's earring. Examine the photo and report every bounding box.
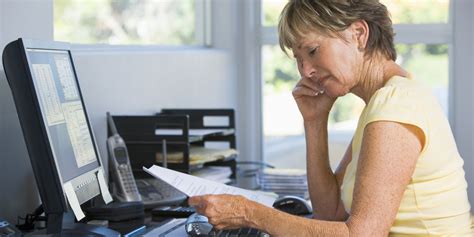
[358,46,364,52]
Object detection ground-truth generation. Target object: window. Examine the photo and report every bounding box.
[54,0,209,45]
[260,0,451,170]
[395,44,449,113]
[262,0,287,27]
[380,0,449,24]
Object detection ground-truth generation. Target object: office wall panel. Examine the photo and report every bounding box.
[0,0,53,225]
[0,0,53,59]
[72,48,236,175]
[0,1,2,46]
[0,71,43,226]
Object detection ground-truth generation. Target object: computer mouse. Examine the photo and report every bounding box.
[185,213,214,236]
[272,196,312,215]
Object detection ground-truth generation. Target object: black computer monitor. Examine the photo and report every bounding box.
[2,38,115,235]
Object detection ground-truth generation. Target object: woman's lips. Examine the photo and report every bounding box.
[318,75,330,87]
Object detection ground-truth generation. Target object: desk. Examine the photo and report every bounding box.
[141,217,270,237]
[142,218,187,237]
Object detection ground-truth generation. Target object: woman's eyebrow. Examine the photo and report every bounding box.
[300,42,317,51]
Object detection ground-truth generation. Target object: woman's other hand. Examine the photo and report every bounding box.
[293,77,336,122]
[188,194,252,230]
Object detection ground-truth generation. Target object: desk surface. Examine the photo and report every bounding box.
[142,218,187,237]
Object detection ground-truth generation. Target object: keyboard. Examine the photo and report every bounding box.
[209,227,269,237]
[143,218,269,237]
[135,178,187,208]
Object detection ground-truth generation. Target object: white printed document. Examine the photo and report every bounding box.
[143,165,276,207]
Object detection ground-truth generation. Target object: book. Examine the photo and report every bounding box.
[156,146,238,166]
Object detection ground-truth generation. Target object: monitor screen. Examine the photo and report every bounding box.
[26,48,99,182]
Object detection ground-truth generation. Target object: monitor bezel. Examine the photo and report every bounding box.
[22,40,103,187]
[3,38,113,234]
[8,38,107,210]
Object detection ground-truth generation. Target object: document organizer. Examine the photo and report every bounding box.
[109,109,237,180]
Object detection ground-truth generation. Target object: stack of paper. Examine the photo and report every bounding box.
[190,166,233,184]
[156,146,238,166]
[257,168,309,199]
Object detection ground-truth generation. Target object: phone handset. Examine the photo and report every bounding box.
[107,112,141,202]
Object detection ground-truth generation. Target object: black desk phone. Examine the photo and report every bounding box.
[107,112,187,208]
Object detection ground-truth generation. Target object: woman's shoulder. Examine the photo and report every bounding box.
[362,75,436,132]
[369,75,433,107]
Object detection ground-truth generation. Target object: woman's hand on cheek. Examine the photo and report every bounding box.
[293,77,336,122]
[188,194,252,230]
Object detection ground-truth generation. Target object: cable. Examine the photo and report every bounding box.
[236,161,275,169]
[16,204,45,231]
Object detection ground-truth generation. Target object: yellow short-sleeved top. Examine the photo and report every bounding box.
[340,76,473,236]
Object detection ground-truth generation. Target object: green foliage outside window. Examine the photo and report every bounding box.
[380,0,449,24]
[54,0,196,45]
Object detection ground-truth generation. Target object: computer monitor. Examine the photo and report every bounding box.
[2,38,114,235]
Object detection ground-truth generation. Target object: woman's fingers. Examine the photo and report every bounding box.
[299,77,316,90]
[188,195,209,214]
[293,84,324,97]
[188,194,253,231]
[213,224,239,230]
[188,196,203,207]
[294,78,324,97]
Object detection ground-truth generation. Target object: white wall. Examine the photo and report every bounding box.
[0,0,54,54]
[0,2,2,41]
[0,0,54,225]
[0,0,237,224]
[72,48,235,169]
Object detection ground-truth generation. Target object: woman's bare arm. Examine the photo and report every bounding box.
[345,121,423,235]
[305,119,352,221]
[245,121,423,236]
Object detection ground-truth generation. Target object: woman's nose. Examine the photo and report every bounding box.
[300,61,316,78]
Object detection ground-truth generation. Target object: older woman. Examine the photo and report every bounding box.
[189,0,473,236]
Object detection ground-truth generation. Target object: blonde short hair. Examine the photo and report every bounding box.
[278,0,396,61]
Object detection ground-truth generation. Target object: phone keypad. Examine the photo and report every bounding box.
[119,165,138,193]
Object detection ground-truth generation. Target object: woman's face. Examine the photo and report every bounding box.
[292,29,362,98]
